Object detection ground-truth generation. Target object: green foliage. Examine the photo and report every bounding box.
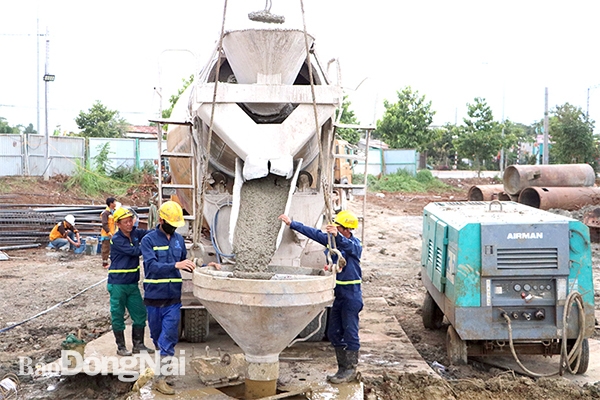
[162,74,194,120]
[0,117,20,133]
[65,159,109,195]
[23,123,37,134]
[75,101,129,138]
[549,103,598,170]
[426,123,459,168]
[359,169,453,193]
[455,98,502,174]
[335,96,361,144]
[375,86,436,151]
[93,142,113,175]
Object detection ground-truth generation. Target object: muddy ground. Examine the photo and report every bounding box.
[1,176,600,399]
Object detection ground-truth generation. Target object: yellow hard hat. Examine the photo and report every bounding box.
[159,201,185,227]
[113,207,134,222]
[334,210,358,229]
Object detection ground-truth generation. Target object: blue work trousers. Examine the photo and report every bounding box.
[50,231,76,250]
[327,292,363,351]
[146,303,181,357]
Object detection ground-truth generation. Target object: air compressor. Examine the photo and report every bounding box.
[420,201,594,374]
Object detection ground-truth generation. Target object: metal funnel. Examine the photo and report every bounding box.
[193,266,334,398]
[193,266,333,362]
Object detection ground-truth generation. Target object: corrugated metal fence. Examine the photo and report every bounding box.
[356,148,418,176]
[0,134,163,177]
[1,134,416,177]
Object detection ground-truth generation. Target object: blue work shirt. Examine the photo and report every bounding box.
[141,225,187,302]
[289,221,362,294]
[108,227,151,285]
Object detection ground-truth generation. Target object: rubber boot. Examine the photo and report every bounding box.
[326,347,346,382]
[132,327,155,354]
[153,357,175,395]
[329,350,359,384]
[153,377,175,395]
[113,330,132,356]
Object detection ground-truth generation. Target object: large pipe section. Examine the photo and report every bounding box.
[503,164,595,196]
[467,184,505,201]
[518,186,600,210]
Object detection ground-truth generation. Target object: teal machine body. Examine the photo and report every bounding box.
[421,201,594,372]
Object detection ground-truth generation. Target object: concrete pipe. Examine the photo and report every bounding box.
[518,186,600,210]
[497,192,511,201]
[467,184,505,201]
[503,164,596,196]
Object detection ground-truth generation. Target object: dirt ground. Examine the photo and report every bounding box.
[1,176,600,399]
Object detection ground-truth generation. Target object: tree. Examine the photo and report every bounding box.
[426,123,459,168]
[75,101,128,138]
[375,86,435,151]
[549,102,597,169]
[162,74,194,120]
[454,97,502,174]
[500,119,527,167]
[0,117,19,134]
[23,123,37,134]
[335,96,361,145]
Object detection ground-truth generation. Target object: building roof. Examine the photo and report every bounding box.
[125,125,158,139]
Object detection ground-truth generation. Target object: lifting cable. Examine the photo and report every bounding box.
[0,277,107,334]
[299,0,345,272]
[499,290,586,377]
[193,0,229,252]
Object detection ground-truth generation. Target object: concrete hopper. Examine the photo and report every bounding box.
[193,266,334,399]
[222,29,314,116]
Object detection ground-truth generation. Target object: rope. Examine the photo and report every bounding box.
[499,290,586,377]
[0,277,107,334]
[193,0,228,250]
[299,0,345,272]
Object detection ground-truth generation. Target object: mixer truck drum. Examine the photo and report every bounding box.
[248,0,285,24]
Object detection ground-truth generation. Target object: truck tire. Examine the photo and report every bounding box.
[297,309,328,342]
[570,338,589,374]
[183,308,210,343]
[422,291,444,329]
[447,325,467,365]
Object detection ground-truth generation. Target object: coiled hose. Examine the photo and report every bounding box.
[500,290,586,377]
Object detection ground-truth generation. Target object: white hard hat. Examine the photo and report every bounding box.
[115,202,122,210]
[65,215,75,225]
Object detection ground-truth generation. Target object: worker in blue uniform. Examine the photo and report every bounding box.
[108,207,154,356]
[141,200,193,395]
[278,210,363,383]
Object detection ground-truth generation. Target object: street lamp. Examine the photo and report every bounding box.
[43,74,55,82]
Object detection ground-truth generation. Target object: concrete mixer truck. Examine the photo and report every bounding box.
[151,8,368,344]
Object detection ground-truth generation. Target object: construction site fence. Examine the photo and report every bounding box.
[0,134,166,177]
[355,148,418,176]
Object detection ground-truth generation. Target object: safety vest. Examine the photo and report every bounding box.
[100,207,116,237]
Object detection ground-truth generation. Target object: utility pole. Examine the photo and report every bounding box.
[543,87,549,165]
[587,84,600,119]
[42,28,55,181]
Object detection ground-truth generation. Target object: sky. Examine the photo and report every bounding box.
[1,0,600,135]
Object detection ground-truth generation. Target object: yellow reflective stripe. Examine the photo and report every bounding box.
[108,267,140,274]
[153,246,169,251]
[144,278,183,284]
[335,279,361,285]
